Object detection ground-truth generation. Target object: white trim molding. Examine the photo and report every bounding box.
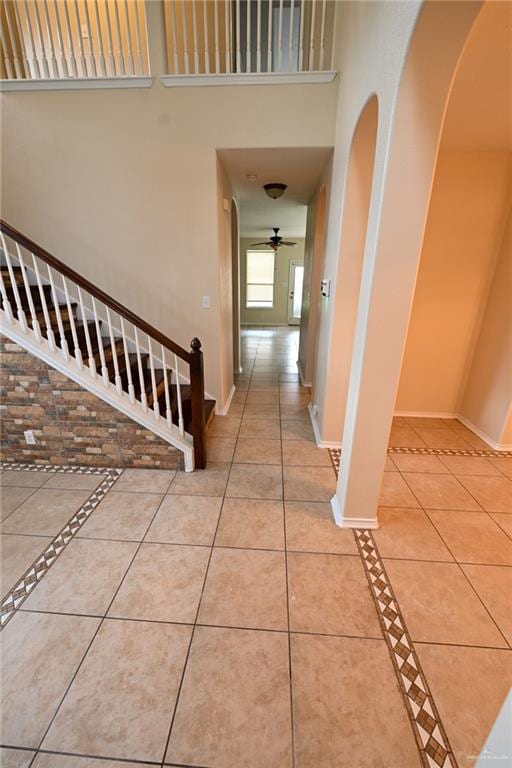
[395,411,512,451]
[330,494,379,529]
[456,415,512,452]
[161,71,337,88]
[216,384,236,416]
[0,77,153,92]
[308,403,342,449]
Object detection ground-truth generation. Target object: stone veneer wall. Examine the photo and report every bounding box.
[0,335,180,469]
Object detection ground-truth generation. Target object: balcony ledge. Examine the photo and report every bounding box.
[0,76,153,92]
[160,71,337,87]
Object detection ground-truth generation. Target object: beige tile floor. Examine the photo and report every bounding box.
[1,326,511,768]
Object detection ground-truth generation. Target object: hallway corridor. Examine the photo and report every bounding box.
[1,326,511,768]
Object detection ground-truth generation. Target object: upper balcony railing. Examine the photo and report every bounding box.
[0,0,150,87]
[162,0,337,84]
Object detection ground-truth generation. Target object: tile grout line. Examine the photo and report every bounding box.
[0,465,122,628]
[328,449,459,768]
[158,331,257,767]
[26,479,174,768]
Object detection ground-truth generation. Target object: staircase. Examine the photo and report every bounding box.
[0,221,215,471]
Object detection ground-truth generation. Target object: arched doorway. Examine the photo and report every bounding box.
[332,0,484,528]
[317,96,378,443]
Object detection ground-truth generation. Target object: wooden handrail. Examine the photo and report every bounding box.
[0,220,191,362]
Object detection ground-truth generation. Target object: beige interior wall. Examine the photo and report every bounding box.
[298,170,330,386]
[240,238,305,326]
[216,156,235,406]
[459,205,512,446]
[396,151,512,415]
[1,56,336,406]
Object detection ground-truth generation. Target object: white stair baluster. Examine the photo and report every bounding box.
[308,0,316,71]
[191,0,199,73]
[330,0,337,70]
[121,317,135,402]
[47,266,69,358]
[106,306,122,393]
[203,0,210,74]
[62,276,83,368]
[72,0,88,76]
[169,0,179,74]
[20,0,41,78]
[0,23,15,79]
[235,0,241,72]
[50,0,69,77]
[277,0,283,71]
[181,0,190,74]
[62,0,78,77]
[319,0,326,70]
[266,0,273,72]
[287,0,295,71]
[134,327,148,411]
[148,334,160,419]
[298,0,305,71]
[174,353,184,436]
[31,254,55,349]
[213,0,220,74]
[78,287,96,377]
[246,0,251,73]
[161,345,172,428]
[224,0,231,73]
[41,0,59,77]
[92,0,106,76]
[123,0,134,75]
[132,0,143,75]
[1,236,28,331]
[33,0,50,77]
[111,0,126,75]
[0,252,14,324]
[102,0,116,76]
[83,0,98,77]
[3,1,24,78]
[92,296,109,383]
[12,1,30,77]
[16,246,41,340]
[256,0,261,73]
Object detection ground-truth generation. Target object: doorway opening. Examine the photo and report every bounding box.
[288,261,304,324]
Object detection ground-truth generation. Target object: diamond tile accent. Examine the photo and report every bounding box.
[0,461,122,628]
[328,449,459,768]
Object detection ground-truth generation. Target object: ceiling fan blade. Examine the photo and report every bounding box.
[280,241,298,246]
[250,242,272,247]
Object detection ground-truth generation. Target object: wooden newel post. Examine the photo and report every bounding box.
[189,337,206,469]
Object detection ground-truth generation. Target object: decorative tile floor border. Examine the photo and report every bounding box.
[0,461,122,629]
[329,446,512,475]
[328,448,458,768]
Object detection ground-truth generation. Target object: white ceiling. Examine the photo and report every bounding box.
[441,1,512,151]
[218,147,332,237]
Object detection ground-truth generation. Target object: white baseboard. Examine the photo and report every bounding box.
[456,414,512,452]
[298,362,312,388]
[307,403,342,449]
[330,495,379,529]
[216,384,236,416]
[395,410,512,451]
[394,410,457,419]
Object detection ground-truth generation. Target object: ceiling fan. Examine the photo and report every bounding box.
[250,228,298,251]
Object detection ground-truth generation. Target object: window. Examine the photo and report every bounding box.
[246,250,275,308]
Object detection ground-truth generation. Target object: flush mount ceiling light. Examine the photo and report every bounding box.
[263,183,287,199]
[246,172,258,182]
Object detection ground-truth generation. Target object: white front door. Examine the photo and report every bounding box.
[288,261,304,325]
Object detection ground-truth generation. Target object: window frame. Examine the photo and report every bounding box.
[245,249,276,310]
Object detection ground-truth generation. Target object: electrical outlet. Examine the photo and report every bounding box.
[202,296,210,309]
[24,430,36,445]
